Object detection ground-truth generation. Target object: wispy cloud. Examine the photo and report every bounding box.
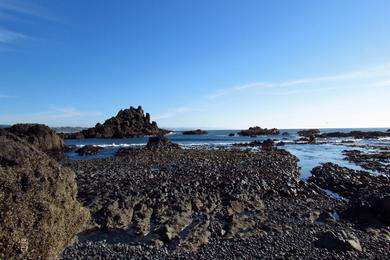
[0,29,28,43]
[157,62,390,122]
[207,62,390,99]
[0,94,17,99]
[0,0,58,21]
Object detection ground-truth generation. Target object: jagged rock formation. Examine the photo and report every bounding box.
[7,124,65,153]
[0,129,90,259]
[62,106,167,139]
[238,126,279,137]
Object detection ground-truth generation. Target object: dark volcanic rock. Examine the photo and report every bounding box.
[309,163,390,226]
[238,126,279,136]
[0,129,89,259]
[317,131,390,139]
[182,129,208,135]
[66,149,301,251]
[228,133,235,137]
[343,149,390,174]
[146,136,180,150]
[63,151,390,259]
[315,231,362,252]
[76,145,103,156]
[7,123,65,153]
[62,106,167,139]
[261,139,275,151]
[297,129,320,137]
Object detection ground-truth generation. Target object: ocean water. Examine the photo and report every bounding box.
[65,128,390,179]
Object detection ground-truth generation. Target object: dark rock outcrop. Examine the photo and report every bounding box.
[76,145,103,156]
[182,129,208,135]
[0,129,89,259]
[146,136,180,150]
[7,123,65,153]
[317,131,390,139]
[343,149,390,174]
[62,106,167,139]
[228,133,235,137]
[315,231,362,252]
[238,126,279,136]
[309,163,390,226]
[261,139,275,151]
[297,129,320,137]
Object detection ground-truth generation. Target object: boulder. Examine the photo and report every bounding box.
[238,126,279,136]
[0,129,89,259]
[146,136,180,150]
[261,139,275,151]
[7,124,65,153]
[315,231,362,252]
[182,129,208,135]
[76,145,103,156]
[228,133,235,137]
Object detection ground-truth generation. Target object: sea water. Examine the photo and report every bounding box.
[65,128,390,179]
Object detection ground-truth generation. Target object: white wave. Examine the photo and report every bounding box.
[76,143,145,148]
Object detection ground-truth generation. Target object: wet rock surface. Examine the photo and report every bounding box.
[343,149,390,174]
[146,136,181,150]
[182,129,208,135]
[0,129,89,259]
[309,163,390,227]
[76,145,103,156]
[7,123,65,153]
[61,106,167,139]
[237,126,280,136]
[62,148,390,259]
[297,129,320,137]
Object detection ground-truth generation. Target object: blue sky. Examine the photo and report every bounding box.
[0,0,389,129]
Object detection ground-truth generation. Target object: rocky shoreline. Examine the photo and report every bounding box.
[61,146,390,259]
[2,124,390,259]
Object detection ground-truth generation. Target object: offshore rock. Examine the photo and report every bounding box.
[62,106,167,139]
[182,129,208,135]
[297,129,320,137]
[0,129,89,259]
[238,126,280,136]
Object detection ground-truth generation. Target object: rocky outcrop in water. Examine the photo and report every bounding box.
[7,123,65,153]
[343,149,390,174]
[76,145,103,156]
[317,131,390,139]
[0,129,89,259]
[297,129,320,137]
[238,126,279,137]
[62,106,167,139]
[182,129,208,135]
[309,163,390,227]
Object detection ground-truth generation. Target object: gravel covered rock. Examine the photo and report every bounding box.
[0,129,89,259]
